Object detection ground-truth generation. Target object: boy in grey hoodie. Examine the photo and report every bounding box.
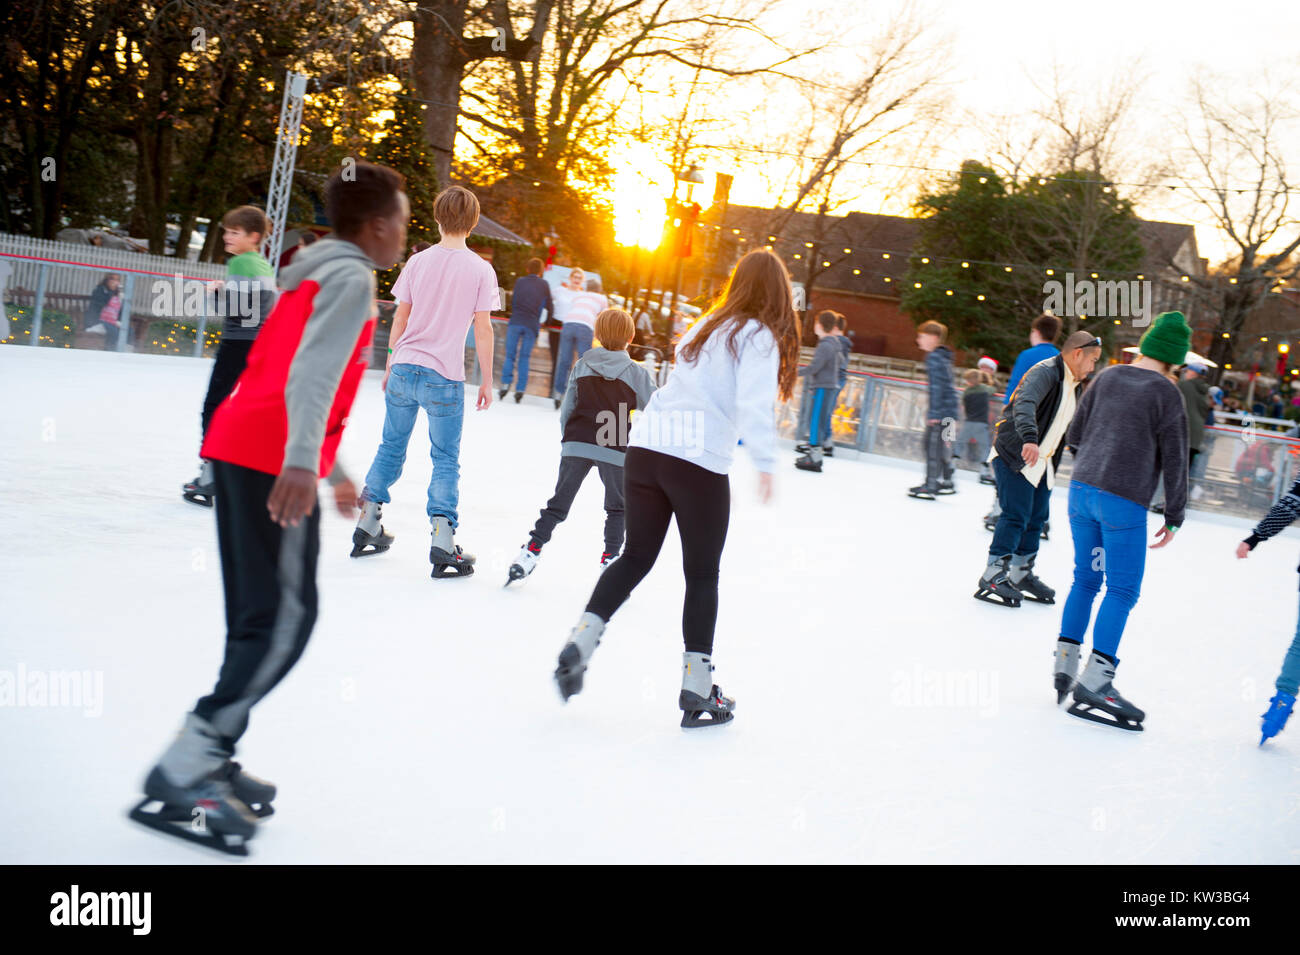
[507,308,657,584]
[795,310,844,472]
[910,320,959,498]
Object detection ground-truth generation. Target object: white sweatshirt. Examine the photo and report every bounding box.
[628,317,780,474]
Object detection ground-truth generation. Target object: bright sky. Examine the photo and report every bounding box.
[611,0,1300,267]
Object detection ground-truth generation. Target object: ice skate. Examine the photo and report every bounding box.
[554,611,605,702]
[795,449,823,472]
[1053,639,1081,704]
[821,445,835,457]
[429,516,475,578]
[936,478,956,495]
[600,550,618,566]
[979,467,996,486]
[1008,554,1055,604]
[795,442,811,453]
[1067,651,1144,731]
[1041,520,1050,541]
[128,713,259,855]
[1260,691,1295,745]
[974,556,1022,607]
[506,539,542,586]
[514,392,524,404]
[220,760,276,817]
[553,397,561,410]
[908,483,938,500]
[350,499,394,557]
[679,651,735,728]
[182,459,216,508]
[498,387,508,400]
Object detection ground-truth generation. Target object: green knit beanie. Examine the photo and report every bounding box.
[1139,311,1191,366]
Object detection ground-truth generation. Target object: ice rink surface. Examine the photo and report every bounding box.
[2,346,1298,864]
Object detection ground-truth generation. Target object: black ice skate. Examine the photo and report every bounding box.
[936,479,956,495]
[909,484,938,500]
[1040,520,1050,541]
[1008,554,1055,604]
[679,652,735,728]
[498,387,508,400]
[822,445,835,457]
[506,539,542,586]
[429,516,475,578]
[129,766,258,856]
[979,468,996,486]
[221,760,276,818]
[600,550,618,566]
[974,556,1022,607]
[1067,651,1145,731]
[795,449,823,472]
[554,612,605,702]
[182,459,216,507]
[514,392,524,404]
[350,500,394,557]
[1053,639,1081,705]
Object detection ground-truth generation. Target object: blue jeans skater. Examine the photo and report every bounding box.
[362,363,465,527]
[554,322,593,398]
[501,323,538,394]
[1059,481,1148,660]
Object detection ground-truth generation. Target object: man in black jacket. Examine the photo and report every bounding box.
[975,331,1102,606]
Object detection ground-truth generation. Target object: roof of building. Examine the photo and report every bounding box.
[472,214,532,247]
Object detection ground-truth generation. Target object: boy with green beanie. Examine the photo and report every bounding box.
[1052,311,1190,731]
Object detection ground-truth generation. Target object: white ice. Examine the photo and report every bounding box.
[2,345,1298,864]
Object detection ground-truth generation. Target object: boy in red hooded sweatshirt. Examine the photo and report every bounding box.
[131,162,408,854]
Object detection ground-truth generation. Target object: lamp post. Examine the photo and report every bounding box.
[670,164,706,314]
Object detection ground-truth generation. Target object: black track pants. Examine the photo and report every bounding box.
[200,338,255,440]
[193,461,319,749]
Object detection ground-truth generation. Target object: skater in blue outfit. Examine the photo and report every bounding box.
[1236,478,1300,744]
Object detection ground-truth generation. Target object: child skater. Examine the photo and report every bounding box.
[182,205,278,506]
[909,320,959,499]
[349,185,499,577]
[506,307,657,585]
[794,310,843,473]
[552,248,800,728]
[1236,479,1300,744]
[134,162,408,854]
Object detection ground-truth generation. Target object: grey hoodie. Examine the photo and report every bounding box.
[559,346,658,465]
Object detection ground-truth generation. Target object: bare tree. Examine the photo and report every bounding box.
[1176,76,1300,375]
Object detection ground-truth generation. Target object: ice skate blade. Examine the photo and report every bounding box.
[1019,593,1056,605]
[1066,702,1144,732]
[128,799,251,856]
[431,561,474,579]
[973,588,1021,607]
[680,710,735,729]
[935,487,956,495]
[908,489,936,500]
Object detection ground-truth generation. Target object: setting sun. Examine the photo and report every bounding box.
[610,143,674,249]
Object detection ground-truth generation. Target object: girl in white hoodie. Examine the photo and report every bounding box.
[552,249,801,727]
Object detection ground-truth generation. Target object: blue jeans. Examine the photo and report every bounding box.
[810,388,835,446]
[554,322,593,398]
[988,456,1051,559]
[1277,592,1300,695]
[501,323,537,393]
[1060,481,1148,660]
[362,364,464,526]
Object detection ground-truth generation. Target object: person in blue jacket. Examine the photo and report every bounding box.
[499,257,554,403]
[909,320,959,499]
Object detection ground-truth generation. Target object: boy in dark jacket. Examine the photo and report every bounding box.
[974,330,1101,607]
[909,320,959,499]
[507,308,657,584]
[795,311,844,472]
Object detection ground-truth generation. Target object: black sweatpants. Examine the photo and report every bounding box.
[585,447,730,655]
[532,455,626,553]
[200,337,255,439]
[193,461,319,749]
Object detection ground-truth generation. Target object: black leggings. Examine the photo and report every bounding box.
[585,447,730,654]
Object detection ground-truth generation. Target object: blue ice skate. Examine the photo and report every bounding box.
[1260,692,1295,746]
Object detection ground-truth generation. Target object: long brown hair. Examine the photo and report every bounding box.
[678,248,801,400]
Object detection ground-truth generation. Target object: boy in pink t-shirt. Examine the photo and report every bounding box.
[352,185,500,578]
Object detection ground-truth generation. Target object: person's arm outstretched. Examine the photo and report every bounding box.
[1237,475,1300,558]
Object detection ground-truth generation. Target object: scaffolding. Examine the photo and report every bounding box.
[262,71,309,277]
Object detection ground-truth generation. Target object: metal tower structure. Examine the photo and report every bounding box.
[262,71,309,277]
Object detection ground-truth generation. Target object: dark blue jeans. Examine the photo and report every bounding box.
[554,322,593,398]
[1060,481,1148,660]
[501,323,537,393]
[988,456,1051,559]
